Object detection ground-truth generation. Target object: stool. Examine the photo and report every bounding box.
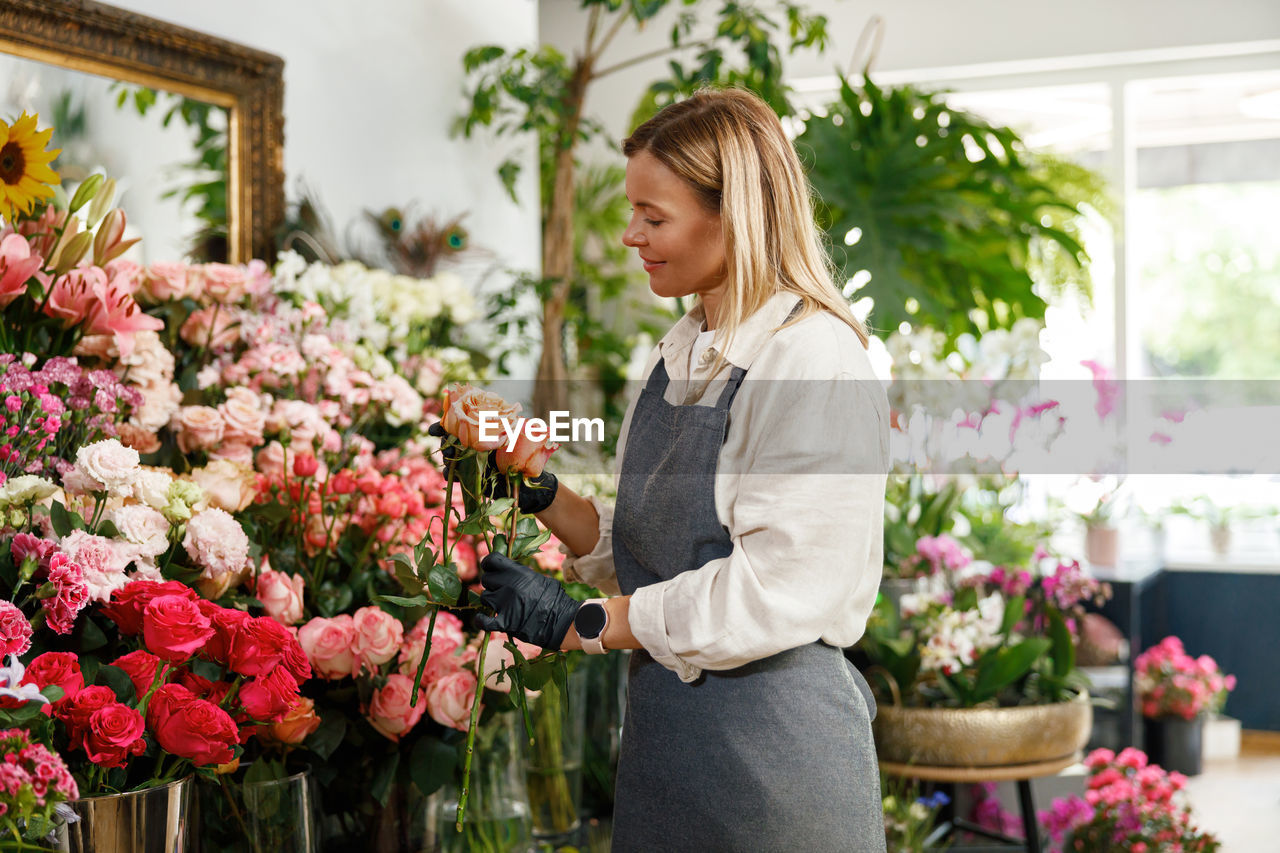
[879,752,1082,852]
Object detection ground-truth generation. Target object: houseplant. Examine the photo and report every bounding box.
[1134,636,1235,776]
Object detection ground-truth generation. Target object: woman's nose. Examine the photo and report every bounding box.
[622,223,645,247]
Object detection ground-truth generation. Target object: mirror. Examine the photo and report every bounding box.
[0,0,284,262]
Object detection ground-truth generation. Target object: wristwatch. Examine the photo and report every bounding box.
[574,599,609,654]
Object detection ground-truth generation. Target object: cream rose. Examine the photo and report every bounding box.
[73,439,141,496]
[440,384,521,452]
[218,387,266,446]
[189,459,257,513]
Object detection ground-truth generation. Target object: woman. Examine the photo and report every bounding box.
[466,88,889,851]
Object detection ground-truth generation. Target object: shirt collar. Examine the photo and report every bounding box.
[659,292,804,369]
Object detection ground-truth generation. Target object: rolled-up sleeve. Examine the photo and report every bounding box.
[627,362,888,682]
[560,495,622,596]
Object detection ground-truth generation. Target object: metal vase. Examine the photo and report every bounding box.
[1144,715,1205,776]
[60,776,193,853]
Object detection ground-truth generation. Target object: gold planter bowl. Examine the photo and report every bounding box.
[873,691,1092,768]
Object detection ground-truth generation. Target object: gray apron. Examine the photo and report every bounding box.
[609,339,886,852]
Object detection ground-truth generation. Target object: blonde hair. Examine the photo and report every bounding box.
[622,87,869,351]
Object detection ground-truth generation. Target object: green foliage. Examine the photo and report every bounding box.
[799,75,1095,346]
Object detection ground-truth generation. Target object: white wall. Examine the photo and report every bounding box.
[107,0,542,277]
[540,0,1280,148]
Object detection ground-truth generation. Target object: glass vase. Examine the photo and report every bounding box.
[195,767,317,853]
[522,663,588,841]
[580,650,627,821]
[429,711,533,853]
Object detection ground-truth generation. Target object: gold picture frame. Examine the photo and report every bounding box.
[0,0,284,262]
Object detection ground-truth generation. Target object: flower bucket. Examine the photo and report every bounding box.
[1144,716,1204,776]
[1084,524,1119,567]
[59,776,193,853]
[873,691,1092,768]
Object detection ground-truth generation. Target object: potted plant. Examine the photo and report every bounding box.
[860,548,1111,768]
[1039,747,1221,852]
[1133,636,1235,776]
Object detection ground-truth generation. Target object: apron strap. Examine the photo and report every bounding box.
[643,357,672,396]
[714,366,748,410]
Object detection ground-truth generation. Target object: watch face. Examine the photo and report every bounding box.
[575,602,607,639]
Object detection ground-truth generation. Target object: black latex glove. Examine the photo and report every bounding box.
[474,553,578,649]
[427,422,559,514]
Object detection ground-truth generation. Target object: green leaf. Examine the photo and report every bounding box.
[306,711,347,760]
[40,685,64,704]
[1047,608,1075,679]
[972,638,1051,701]
[244,757,285,785]
[371,751,400,806]
[97,665,137,705]
[427,563,462,607]
[409,736,458,798]
[78,616,109,652]
[374,594,430,608]
[1001,595,1026,634]
[50,501,75,538]
[497,160,522,204]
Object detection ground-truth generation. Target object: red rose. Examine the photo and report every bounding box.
[227,617,293,677]
[202,606,252,663]
[280,632,312,685]
[83,703,147,768]
[238,667,299,723]
[101,581,198,635]
[142,595,214,662]
[146,683,238,766]
[112,650,167,698]
[55,685,117,744]
[23,652,84,704]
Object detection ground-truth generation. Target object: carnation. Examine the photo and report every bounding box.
[71,439,140,496]
[106,504,171,559]
[182,507,250,581]
[0,475,58,508]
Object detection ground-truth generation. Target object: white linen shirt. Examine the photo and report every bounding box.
[562,292,890,683]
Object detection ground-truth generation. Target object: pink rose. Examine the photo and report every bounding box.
[351,606,404,673]
[366,673,427,742]
[175,405,225,454]
[496,431,558,479]
[476,632,543,694]
[199,263,250,304]
[179,306,239,350]
[142,595,215,662]
[424,669,477,731]
[142,261,191,302]
[254,441,287,480]
[256,568,305,626]
[297,615,356,679]
[218,387,266,446]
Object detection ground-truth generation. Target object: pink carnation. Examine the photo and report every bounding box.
[182,507,250,582]
[0,602,32,658]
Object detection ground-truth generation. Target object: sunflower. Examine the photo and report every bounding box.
[0,112,60,223]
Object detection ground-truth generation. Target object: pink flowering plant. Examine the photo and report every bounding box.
[1134,636,1235,721]
[1039,747,1220,853]
[0,725,78,850]
[861,548,1111,707]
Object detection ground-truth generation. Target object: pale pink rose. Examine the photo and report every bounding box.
[397,612,466,681]
[477,632,543,694]
[0,233,44,308]
[254,441,287,480]
[182,507,250,582]
[366,673,427,742]
[189,459,257,513]
[210,443,255,467]
[267,400,328,449]
[175,406,225,454]
[256,568,305,626]
[413,357,444,396]
[72,439,141,496]
[351,606,404,672]
[179,306,239,350]
[496,431,558,479]
[297,615,357,679]
[199,263,250,304]
[440,384,521,452]
[218,387,266,446]
[424,669,478,731]
[58,530,132,602]
[143,261,191,302]
[106,504,170,559]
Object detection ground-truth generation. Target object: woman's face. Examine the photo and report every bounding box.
[622,151,727,319]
